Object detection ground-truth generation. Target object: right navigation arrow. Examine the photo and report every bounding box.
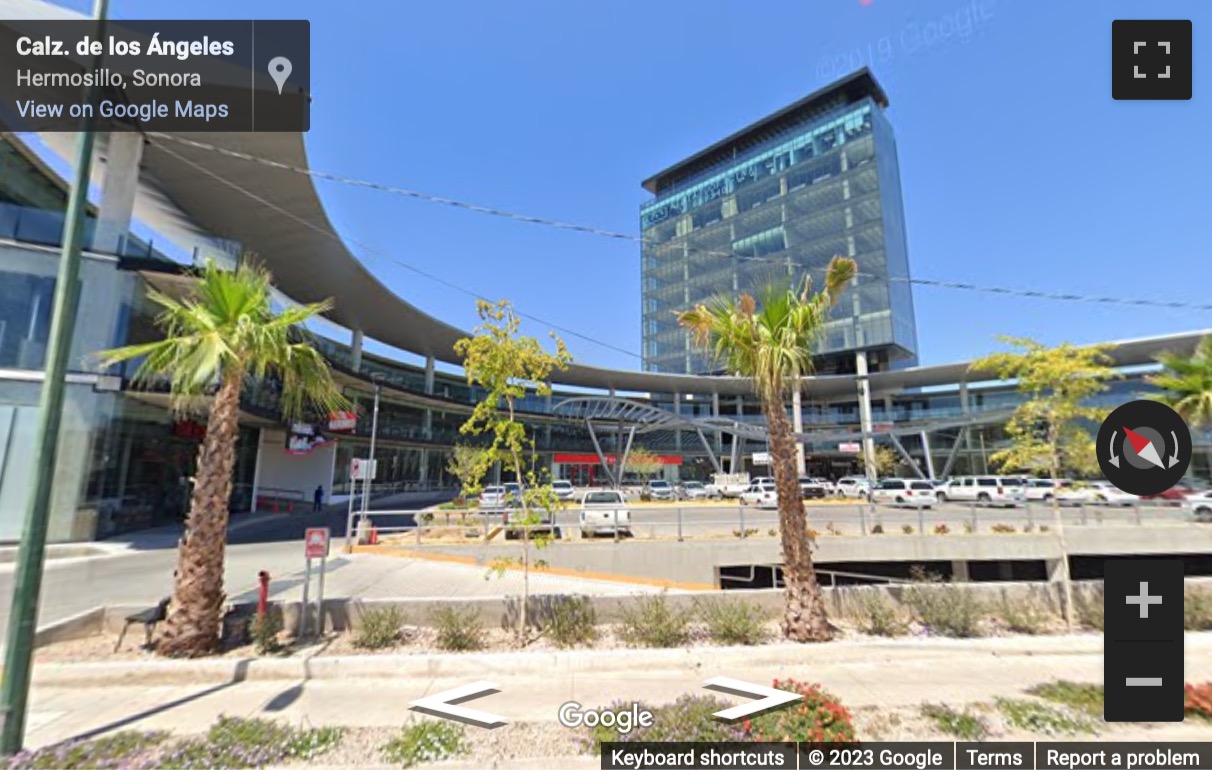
[703,677,803,723]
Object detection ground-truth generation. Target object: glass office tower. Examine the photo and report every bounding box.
[640,69,918,375]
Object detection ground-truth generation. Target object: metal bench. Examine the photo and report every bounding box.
[114,597,170,652]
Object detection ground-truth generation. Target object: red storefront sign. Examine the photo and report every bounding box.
[171,420,207,440]
[327,410,358,432]
[554,453,682,465]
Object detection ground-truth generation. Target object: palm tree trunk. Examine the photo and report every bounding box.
[764,398,832,642]
[157,373,243,657]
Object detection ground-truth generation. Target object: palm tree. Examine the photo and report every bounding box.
[99,260,348,657]
[677,256,857,642]
[1149,335,1212,474]
[1149,336,1212,427]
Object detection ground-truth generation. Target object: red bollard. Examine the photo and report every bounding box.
[257,571,271,617]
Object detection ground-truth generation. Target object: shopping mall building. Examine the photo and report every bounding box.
[0,66,1208,543]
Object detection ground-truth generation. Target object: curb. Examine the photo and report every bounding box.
[352,545,717,591]
[26,632,1168,688]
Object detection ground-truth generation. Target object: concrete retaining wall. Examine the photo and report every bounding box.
[87,577,1212,639]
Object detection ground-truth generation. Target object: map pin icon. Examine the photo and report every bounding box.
[268,57,292,95]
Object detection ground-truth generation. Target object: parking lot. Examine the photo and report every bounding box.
[381,497,1200,543]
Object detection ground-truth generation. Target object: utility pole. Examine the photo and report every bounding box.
[0,0,108,755]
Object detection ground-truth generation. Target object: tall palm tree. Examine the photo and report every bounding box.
[677,256,857,642]
[99,260,348,657]
[1149,336,1212,428]
[1149,335,1212,474]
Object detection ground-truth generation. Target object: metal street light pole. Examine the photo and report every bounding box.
[0,0,108,755]
[357,374,384,539]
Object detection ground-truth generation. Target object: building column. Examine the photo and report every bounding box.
[711,392,721,454]
[792,386,805,476]
[422,354,434,439]
[350,329,364,372]
[674,393,682,452]
[856,351,876,483]
[920,430,936,480]
[95,133,144,253]
[951,561,970,582]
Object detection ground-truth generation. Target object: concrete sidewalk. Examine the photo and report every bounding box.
[22,634,1212,756]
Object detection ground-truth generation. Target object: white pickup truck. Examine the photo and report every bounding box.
[705,473,751,499]
[579,490,632,537]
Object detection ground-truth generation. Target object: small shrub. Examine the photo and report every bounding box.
[1185,682,1212,720]
[962,521,975,534]
[745,679,856,742]
[1027,681,1104,717]
[732,528,758,538]
[159,716,343,768]
[430,605,485,651]
[825,522,841,536]
[382,721,468,767]
[1023,522,1035,533]
[902,574,984,638]
[8,731,169,770]
[1185,588,1212,631]
[696,597,767,645]
[994,697,1095,736]
[1039,525,1050,533]
[619,592,691,648]
[871,524,884,534]
[583,695,745,751]
[901,524,915,535]
[933,523,950,535]
[249,610,283,655]
[768,528,777,537]
[852,591,909,637]
[920,703,988,740]
[355,606,407,650]
[545,596,597,648]
[991,524,1016,534]
[807,528,821,539]
[998,596,1054,635]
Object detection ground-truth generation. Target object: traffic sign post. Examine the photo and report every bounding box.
[301,528,330,638]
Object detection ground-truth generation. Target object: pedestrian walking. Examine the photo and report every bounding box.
[313,484,324,512]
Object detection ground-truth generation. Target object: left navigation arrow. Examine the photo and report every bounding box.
[409,681,507,728]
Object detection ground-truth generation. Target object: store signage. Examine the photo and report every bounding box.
[327,410,358,432]
[554,453,683,465]
[838,442,861,453]
[286,422,330,455]
[751,452,771,465]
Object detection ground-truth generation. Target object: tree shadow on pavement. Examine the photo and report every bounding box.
[65,659,255,742]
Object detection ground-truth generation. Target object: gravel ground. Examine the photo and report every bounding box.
[35,612,1080,663]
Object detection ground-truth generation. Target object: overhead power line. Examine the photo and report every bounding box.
[146,132,1212,315]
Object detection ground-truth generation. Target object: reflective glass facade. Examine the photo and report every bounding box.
[640,80,918,374]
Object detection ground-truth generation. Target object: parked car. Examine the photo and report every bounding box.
[1056,480,1139,506]
[1183,490,1212,522]
[500,499,559,540]
[835,477,871,498]
[705,473,750,499]
[502,482,523,501]
[934,476,1025,506]
[642,480,675,501]
[551,480,575,501]
[580,489,632,536]
[676,480,710,501]
[480,485,507,509]
[740,480,778,509]
[871,478,935,507]
[798,477,828,499]
[1142,484,1194,501]
[1024,478,1066,502]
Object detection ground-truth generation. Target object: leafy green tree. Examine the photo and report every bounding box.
[625,447,663,484]
[454,300,572,644]
[99,260,348,657]
[447,444,491,504]
[971,336,1118,628]
[678,256,856,643]
[1149,336,1212,428]
[872,445,901,478]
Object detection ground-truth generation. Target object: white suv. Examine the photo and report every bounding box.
[871,479,935,507]
[935,476,1026,507]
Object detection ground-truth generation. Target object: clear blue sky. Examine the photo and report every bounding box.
[49,0,1212,370]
